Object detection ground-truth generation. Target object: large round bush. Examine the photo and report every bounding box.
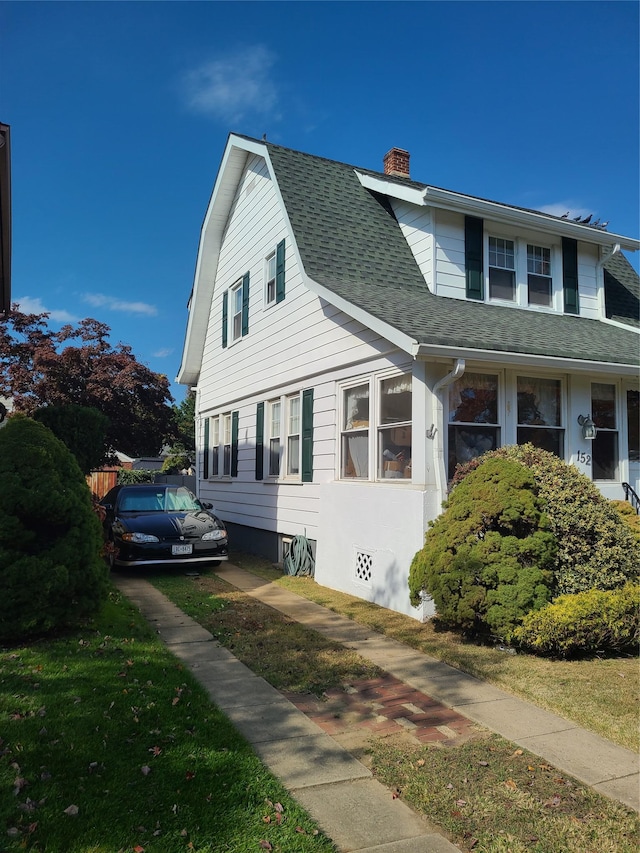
[0,416,109,642]
[409,457,556,639]
[451,444,640,595]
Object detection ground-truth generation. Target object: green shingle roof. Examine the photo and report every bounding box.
[266,142,639,367]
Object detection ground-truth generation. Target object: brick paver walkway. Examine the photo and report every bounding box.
[283,674,482,746]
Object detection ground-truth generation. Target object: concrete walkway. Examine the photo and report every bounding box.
[113,564,639,852]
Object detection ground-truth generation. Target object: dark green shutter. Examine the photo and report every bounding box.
[255,402,264,480]
[562,237,579,314]
[275,239,286,303]
[231,410,239,477]
[301,389,314,483]
[222,291,228,348]
[241,272,250,336]
[203,418,210,479]
[465,216,484,300]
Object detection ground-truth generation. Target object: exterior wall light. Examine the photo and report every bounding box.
[577,414,597,440]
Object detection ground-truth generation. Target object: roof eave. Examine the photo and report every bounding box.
[412,342,639,375]
[355,172,638,251]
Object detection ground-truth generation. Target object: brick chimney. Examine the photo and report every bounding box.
[383,147,410,178]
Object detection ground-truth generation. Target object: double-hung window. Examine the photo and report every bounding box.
[488,237,515,301]
[448,373,500,478]
[231,280,243,341]
[287,394,301,476]
[342,383,370,478]
[378,375,412,479]
[527,244,552,306]
[592,383,618,480]
[265,252,277,305]
[517,376,563,456]
[203,412,236,478]
[268,400,281,476]
[340,372,412,481]
[262,390,313,481]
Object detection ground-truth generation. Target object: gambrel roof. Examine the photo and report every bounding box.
[178,135,639,385]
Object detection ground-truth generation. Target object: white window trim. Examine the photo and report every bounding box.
[264,391,303,482]
[206,412,233,480]
[230,279,243,343]
[338,369,413,483]
[485,229,562,313]
[264,250,277,308]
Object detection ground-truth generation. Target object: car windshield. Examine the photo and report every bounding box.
[118,487,202,513]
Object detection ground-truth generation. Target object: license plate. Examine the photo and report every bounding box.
[172,544,193,556]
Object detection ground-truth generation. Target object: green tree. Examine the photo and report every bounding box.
[0,307,177,462]
[34,404,109,474]
[172,390,195,451]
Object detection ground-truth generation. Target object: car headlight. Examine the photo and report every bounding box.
[122,532,160,543]
[202,529,226,541]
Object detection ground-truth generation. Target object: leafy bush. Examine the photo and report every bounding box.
[409,458,556,639]
[611,499,640,543]
[0,416,108,642]
[161,445,192,474]
[451,445,640,595]
[34,404,109,474]
[117,468,155,484]
[513,583,640,657]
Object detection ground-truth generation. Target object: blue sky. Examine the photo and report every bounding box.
[2,1,638,403]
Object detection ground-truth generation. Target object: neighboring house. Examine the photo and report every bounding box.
[177,134,640,620]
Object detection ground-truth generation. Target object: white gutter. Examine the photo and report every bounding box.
[431,358,465,503]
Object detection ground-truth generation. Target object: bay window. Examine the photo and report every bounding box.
[378,375,412,479]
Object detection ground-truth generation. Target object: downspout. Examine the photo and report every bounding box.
[431,358,466,504]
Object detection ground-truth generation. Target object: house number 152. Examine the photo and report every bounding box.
[576,450,591,465]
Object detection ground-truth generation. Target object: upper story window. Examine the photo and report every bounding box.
[448,372,500,478]
[488,237,515,301]
[527,244,552,307]
[231,280,243,341]
[341,372,412,482]
[222,272,249,348]
[265,239,286,307]
[465,217,575,315]
[517,375,563,456]
[265,252,277,305]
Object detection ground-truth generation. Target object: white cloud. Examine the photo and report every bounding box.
[14,296,79,323]
[153,347,173,358]
[182,45,278,123]
[81,293,158,316]
[539,202,594,221]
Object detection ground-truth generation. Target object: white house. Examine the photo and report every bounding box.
[177,134,640,620]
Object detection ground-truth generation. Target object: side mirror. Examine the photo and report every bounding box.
[201,501,213,509]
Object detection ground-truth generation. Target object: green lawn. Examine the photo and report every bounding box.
[0,589,336,853]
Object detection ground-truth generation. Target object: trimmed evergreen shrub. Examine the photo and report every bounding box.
[34,404,109,474]
[0,416,109,642]
[513,583,640,657]
[451,445,640,595]
[409,458,556,639]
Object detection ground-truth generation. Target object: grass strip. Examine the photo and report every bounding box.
[0,588,337,853]
[149,563,640,852]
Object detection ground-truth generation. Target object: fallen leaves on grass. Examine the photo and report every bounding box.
[63,804,79,816]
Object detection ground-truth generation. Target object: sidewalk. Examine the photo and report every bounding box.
[113,563,639,852]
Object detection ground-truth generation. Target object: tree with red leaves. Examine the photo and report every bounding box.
[0,307,176,461]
